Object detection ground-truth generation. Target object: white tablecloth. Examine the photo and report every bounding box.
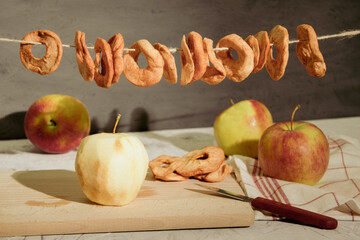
[1,117,359,239]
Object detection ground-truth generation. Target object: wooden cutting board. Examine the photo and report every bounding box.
[0,169,254,236]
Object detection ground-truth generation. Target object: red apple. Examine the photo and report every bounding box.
[214,99,273,158]
[24,94,91,153]
[258,105,330,185]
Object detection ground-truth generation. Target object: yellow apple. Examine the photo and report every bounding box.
[214,99,273,158]
[75,115,149,206]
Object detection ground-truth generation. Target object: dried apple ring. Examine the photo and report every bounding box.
[216,34,254,82]
[180,35,195,85]
[74,31,95,81]
[245,35,260,70]
[149,155,187,181]
[265,25,289,81]
[296,24,326,78]
[176,146,225,177]
[123,39,164,87]
[187,31,208,83]
[253,31,270,73]
[201,38,226,85]
[94,38,114,88]
[194,162,233,182]
[108,33,125,84]
[154,43,178,84]
[19,30,63,75]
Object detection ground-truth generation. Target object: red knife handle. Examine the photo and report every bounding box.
[251,197,338,229]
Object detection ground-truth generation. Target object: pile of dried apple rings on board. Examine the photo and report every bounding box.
[149,146,233,182]
[19,24,326,88]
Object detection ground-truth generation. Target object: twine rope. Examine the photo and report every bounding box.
[0,29,359,53]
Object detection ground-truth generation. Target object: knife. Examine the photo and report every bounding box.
[195,183,338,229]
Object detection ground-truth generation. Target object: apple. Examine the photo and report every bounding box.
[75,114,149,206]
[258,105,330,185]
[213,99,273,158]
[24,94,91,154]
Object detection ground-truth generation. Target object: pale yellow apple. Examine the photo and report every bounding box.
[75,132,149,206]
[214,99,273,158]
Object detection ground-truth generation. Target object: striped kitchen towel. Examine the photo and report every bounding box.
[229,135,360,221]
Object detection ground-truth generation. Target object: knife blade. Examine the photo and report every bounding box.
[195,183,338,230]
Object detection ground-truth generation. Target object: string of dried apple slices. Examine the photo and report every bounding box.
[7,26,360,88]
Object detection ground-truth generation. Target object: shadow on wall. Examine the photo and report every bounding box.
[90,107,150,134]
[129,107,149,132]
[0,112,26,140]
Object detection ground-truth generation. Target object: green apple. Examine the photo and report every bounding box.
[24,94,90,153]
[258,105,330,185]
[214,99,273,158]
[75,114,149,206]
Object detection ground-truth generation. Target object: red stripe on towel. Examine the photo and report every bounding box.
[271,178,291,205]
[329,137,350,179]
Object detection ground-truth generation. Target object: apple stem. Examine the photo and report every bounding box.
[290,105,301,130]
[229,98,235,105]
[113,114,122,134]
[50,119,57,126]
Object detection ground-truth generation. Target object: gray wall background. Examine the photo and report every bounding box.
[0,0,359,139]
